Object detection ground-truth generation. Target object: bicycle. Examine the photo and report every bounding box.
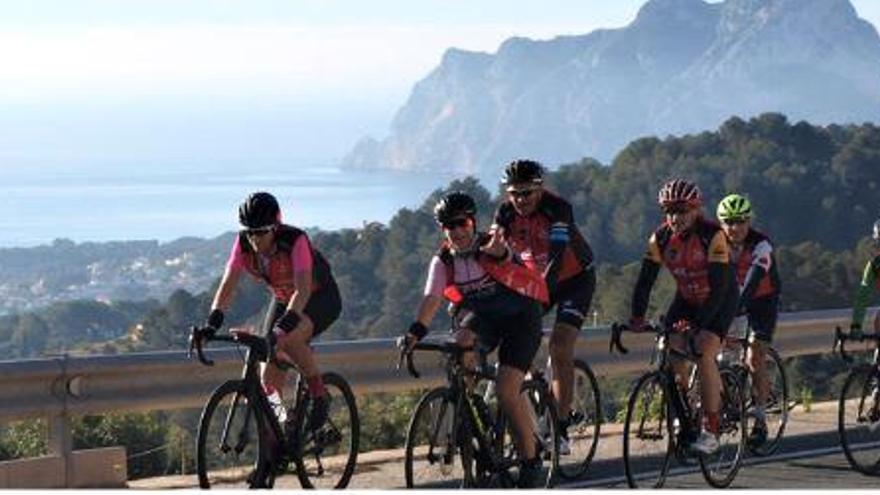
[833,326,880,475]
[709,316,790,456]
[481,349,601,480]
[189,326,359,489]
[398,338,559,488]
[611,321,747,488]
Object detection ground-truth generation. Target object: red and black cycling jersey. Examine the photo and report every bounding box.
[731,228,780,301]
[644,217,730,305]
[631,216,736,330]
[235,225,334,301]
[493,191,594,283]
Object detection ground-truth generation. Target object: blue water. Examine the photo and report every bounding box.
[0,164,457,247]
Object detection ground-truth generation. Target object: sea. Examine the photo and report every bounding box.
[1,162,468,248]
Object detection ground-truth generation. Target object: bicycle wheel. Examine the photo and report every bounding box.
[623,371,673,489]
[485,379,558,488]
[522,379,559,488]
[839,366,880,475]
[699,367,746,488]
[557,359,601,480]
[291,372,360,489]
[404,387,469,488]
[196,380,273,488]
[748,347,789,456]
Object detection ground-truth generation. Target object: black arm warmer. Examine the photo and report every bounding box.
[631,260,661,318]
[695,262,732,327]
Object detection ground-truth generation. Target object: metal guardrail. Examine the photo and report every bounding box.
[0,306,871,485]
[0,307,866,421]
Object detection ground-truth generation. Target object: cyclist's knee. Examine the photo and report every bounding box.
[279,332,309,352]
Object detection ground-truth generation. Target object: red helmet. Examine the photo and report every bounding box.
[658,179,702,208]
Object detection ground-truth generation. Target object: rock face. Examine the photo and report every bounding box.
[343,0,880,173]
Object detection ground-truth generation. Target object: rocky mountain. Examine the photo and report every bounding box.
[343,0,880,173]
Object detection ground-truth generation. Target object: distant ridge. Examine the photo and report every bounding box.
[344,0,880,174]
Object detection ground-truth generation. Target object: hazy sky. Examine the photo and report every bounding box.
[0,1,655,102]
[1,0,879,165]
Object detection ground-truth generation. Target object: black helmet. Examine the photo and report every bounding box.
[502,159,544,186]
[434,191,477,225]
[238,192,280,228]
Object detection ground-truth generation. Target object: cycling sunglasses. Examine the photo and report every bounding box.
[721,217,749,226]
[441,217,472,231]
[661,203,692,215]
[243,226,274,238]
[507,188,540,199]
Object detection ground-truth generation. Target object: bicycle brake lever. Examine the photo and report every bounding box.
[610,323,629,354]
[190,326,214,366]
[394,337,421,378]
[835,326,854,363]
[187,326,197,359]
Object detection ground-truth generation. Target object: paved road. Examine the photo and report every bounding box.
[130,401,880,489]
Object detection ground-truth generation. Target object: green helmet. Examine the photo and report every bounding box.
[717,194,752,222]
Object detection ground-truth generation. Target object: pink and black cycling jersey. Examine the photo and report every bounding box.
[225,225,331,301]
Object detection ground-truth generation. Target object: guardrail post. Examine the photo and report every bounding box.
[47,412,72,487]
[47,353,72,488]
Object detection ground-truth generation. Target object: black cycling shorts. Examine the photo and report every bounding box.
[664,290,738,338]
[549,268,596,330]
[262,278,342,339]
[458,288,543,373]
[745,295,779,343]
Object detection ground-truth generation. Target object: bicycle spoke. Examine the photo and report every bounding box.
[839,367,880,475]
[624,372,672,489]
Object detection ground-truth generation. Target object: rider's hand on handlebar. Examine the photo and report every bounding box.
[192,324,217,344]
[397,333,418,353]
[192,308,224,346]
[206,309,224,331]
[399,322,428,353]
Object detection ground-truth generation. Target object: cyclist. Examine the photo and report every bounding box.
[492,159,596,454]
[629,179,738,455]
[850,219,880,338]
[197,191,342,438]
[716,193,782,449]
[401,191,549,488]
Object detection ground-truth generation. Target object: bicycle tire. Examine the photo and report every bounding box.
[839,365,880,475]
[291,372,360,489]
[748,346,789,456]
[698,367,746,488]
[468,379,558,488]
[623,371,674,489]
[196,380,273,489]
[557,359,601,480]
[404,386,469,488]
[521,378,559,488]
